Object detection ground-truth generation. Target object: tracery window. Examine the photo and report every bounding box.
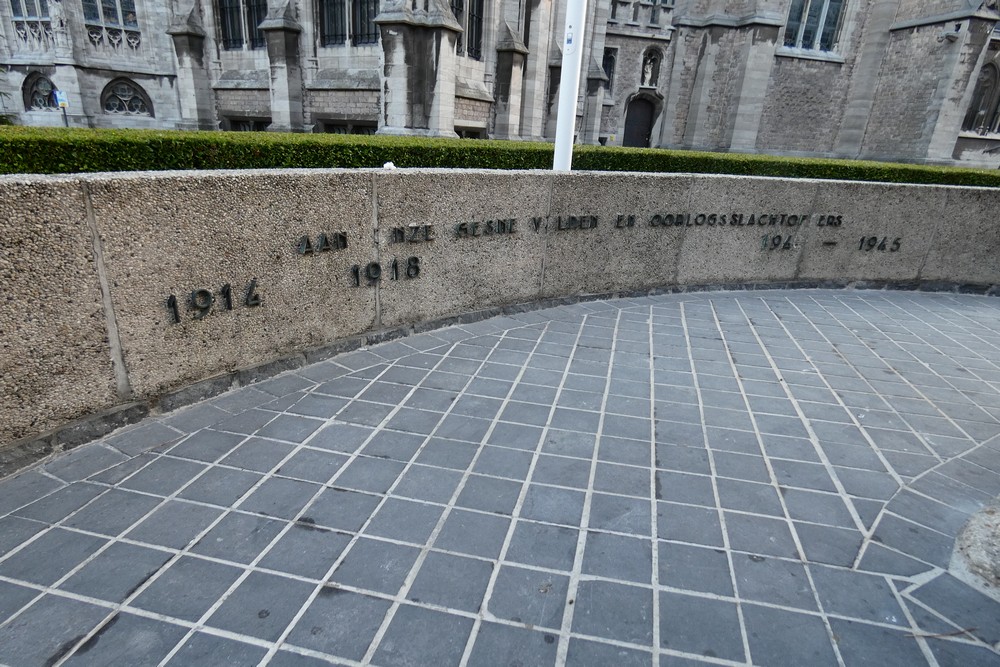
[218,0,267,49]
[101,78,153,116]
[9,0,53,50]
[963,64,1000,134]
[82,0,142,50]
[784,0,846,52]
[22,73,58,110]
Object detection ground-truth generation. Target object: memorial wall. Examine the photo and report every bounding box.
[2,169,999,468]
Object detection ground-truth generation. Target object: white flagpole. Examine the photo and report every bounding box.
[552,0,588,171]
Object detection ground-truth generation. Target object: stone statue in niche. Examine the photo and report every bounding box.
[641,51,659,87]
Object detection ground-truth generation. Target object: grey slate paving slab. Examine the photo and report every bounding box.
[61,612,188,667]
[206,571,315,641]
[285,587,390,660]
[0,527,108,585]
[59,541,172,603]
[329,538,419,595]
[468,622,559,667]
[489,565,569,630]
[658,591,743,662]
[166,632,268,666]
[6,291,1000,666]
[0,579,38,623]
[573,579,654,645]
[371,604,474,667]
[130,555,244,621]
[0,595,108,667]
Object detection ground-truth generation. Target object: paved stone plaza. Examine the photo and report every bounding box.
[1,289,1000,666]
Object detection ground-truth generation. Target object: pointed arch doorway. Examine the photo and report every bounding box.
[623,98,655,147]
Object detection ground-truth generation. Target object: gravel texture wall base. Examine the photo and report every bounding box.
[2,169,999,475]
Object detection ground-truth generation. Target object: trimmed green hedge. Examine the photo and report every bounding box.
[2,125,999,186]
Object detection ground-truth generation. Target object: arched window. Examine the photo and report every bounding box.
[963,64,1000,134]
[603,48,617,93]
[100,78,153,116]
[22,73,58,110]
[640,49,661,87]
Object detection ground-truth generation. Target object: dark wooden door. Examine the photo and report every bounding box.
[623,99,654,148]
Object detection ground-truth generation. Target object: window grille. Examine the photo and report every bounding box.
[451,0,463,53]
[466,0,483,59]
[319,0,347,45]
[351,0,378,45]
[218,0,267,50]
[230,119,269,130]
[219,0,243,47]
[246,0,266,48]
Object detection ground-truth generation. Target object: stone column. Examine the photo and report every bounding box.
[727,24,780,152]
[168,10,218,130]
[579,56,607,144]
[833,0,898,157]
[518,0,553,139]
[260,2,305,132]
[376,0,462,137]
[493,22,528,140]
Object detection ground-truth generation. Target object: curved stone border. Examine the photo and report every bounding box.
[2,169,1000,473]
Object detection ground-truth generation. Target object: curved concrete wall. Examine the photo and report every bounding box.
[2,169,999,470]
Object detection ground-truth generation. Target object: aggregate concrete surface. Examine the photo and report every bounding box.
[1,289,999,666]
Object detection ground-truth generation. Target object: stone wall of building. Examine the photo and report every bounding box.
[756,56,851,154]
[215,88,272,123]
[2,0,1000,161]
[861,21,984,160]
[3,168,999,463]
[454,96,493,130]
[894,0,972,24]
[304,90,380,127]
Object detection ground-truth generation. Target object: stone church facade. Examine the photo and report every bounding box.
[3,0,1000,166]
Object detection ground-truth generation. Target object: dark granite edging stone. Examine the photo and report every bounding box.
[1,402,149,478]
[2,280,998,480]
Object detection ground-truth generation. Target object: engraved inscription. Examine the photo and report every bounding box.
[297,233,348,254]
[649,213,811,227]
[166,279,261,323]
[391,225,435,243]
[760,235,797,251]
[455,219,517,238]
[351,257,421,286]
[555,215,598,231]
[859,237,901,252]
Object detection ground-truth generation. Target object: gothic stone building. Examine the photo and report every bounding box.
[4,0,1000,166]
